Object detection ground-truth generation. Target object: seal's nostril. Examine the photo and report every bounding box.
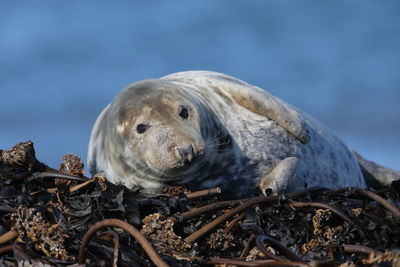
[187,143,193,154]
[187,144,194,162]
[176,144,195,163]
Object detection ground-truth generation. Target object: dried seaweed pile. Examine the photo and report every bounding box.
[0,141,399,266]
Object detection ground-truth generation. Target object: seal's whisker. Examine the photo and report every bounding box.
[204,131,224,143]
[206,131,229,143]
[209,149,229,154]
[206,135,230,148]
[205,141,230,148]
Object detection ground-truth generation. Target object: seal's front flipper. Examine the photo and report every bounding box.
[259,157,299,195]
[353,151,400,189]
[165,71,309,144]
[223,83,309,144]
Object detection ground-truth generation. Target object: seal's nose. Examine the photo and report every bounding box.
[176,144,194,164]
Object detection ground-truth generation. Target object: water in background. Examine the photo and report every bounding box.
[0,1,399,171]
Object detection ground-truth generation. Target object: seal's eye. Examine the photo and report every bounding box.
[179,106,189,119]
[136,124,148,134]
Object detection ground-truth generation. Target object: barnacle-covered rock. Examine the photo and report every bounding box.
[163,185,189,198]
[206,229,236,251]
[0,141,46,173]
[364,251,400,265]
[141,213,192,257]
[245,247,266,261]
[10,206,73,261]
[302,209,344,252]
[59,153,85,177]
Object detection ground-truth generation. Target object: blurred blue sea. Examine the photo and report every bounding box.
[0,1,399,171]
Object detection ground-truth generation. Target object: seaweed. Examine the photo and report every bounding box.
[0,141,399,266]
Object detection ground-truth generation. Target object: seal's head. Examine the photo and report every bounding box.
[97,79,227,192]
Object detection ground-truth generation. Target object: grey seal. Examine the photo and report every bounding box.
[87,71,400,197]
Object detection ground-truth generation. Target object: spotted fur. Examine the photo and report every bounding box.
[88,71,398,197]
